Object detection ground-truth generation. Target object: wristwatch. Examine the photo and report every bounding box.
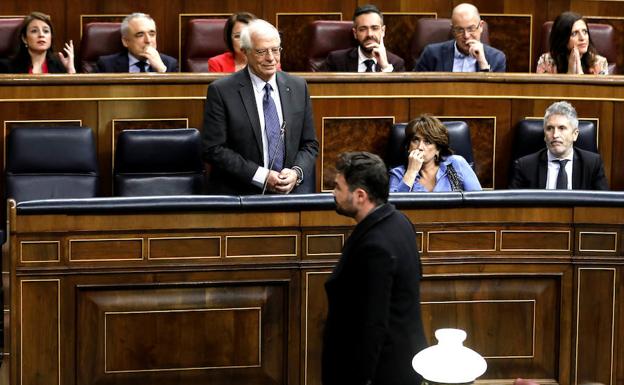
[293,166,304,186]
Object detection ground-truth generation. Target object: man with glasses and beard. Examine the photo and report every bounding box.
[323,152,427,385]
[322,4,405,72]
[415,3,506,72]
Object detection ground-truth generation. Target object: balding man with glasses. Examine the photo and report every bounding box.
[414,3,506,72]
[202,19,318,195]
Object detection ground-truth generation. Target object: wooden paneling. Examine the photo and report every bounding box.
[575,268,616,385]
[69,238,143,262]
[6,201,624,385]
[19,279,59,385]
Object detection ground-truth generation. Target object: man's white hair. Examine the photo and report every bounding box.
[121,12,154,37]
[240,19,280,51]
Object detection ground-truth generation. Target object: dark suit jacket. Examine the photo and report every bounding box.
[5,56,68,73]
[415,39,506,72]
[323,203,427,385]
[201,68,319,194]
[322,47,406,72]
[509,147,608,190]
[95,51,178,73]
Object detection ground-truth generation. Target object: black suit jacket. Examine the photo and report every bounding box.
[5,56,68,73]
[415,39,506,72]
[509,147,608,190]
[323,203,427,385]
[95,51,178,73]
[201,68,319,194]
[322,47,406,72]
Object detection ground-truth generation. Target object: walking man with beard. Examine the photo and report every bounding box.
[322,152,427,385]
[321,4,405,72]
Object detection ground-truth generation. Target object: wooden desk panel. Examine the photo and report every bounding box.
[5,200,624,385]
[0,73,623,195]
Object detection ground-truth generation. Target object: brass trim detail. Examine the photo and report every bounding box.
[500,230,571,252]
[578,231,617,253]
[19,240,60,263]
[225,234,298,258]
[426,230,497,253]
[68,237,144,262]
[20,279,61,385]
[305,234,344,257]
[320,115,396,193]
[574,268,616,385]
[422,299,536,358]
[147,236,222,260]
[104,307,262,373]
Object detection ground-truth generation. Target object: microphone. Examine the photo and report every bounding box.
[262,120,286,195]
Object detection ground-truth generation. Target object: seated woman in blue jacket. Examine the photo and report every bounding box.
[389,114,482,192]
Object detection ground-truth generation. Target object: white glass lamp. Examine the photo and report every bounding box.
[412,328,487,384]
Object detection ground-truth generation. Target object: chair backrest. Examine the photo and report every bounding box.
[6,126,99,202]
[79,22,124,73]
[386,121,474,169]
[0,18,22,59]
[540,21,617,74]
[114,128,205,196]
[306,20,356,72]
[411,18,490,64]
[184,18,228,72]
[512,118,598,161]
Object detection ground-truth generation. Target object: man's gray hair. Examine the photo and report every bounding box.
[240,19,280,51]
[121,12,154,37]
[544,101,579,129]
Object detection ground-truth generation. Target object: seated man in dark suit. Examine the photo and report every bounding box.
[415,3,506,72]
[95,13,178,73]
[322,4,405,72]
[202,19,318,195]
[509,101,608,190]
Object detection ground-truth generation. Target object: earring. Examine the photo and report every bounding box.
[24,43,28,48]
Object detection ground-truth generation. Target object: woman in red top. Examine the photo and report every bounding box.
[208,12,256,73]
[8,12,75,74]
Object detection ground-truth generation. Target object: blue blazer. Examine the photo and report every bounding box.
[389,155,482,192]
[95,51,178,73]
[414,39,506,72]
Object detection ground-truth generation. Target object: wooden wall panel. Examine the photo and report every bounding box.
[76,282,288,385]
[575,268,616,385]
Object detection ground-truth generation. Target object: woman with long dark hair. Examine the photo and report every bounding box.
[8,11,75,74]
[208,12,257,72]
[536,11,607,74]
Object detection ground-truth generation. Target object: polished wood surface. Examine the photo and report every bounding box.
[0,72,623,193]
[3,198,624,385]
[3,0,624,72]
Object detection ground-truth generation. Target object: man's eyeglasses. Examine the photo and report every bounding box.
[254,47,283,57]
[451,23,481,36]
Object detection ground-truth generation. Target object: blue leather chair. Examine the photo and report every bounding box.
[114,128,205,196]
[386,121,475,169]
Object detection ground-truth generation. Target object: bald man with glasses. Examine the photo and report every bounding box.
[414,3,506,72]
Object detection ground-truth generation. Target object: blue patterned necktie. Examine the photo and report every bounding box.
[555,159,569,189]
[263,83,284,171]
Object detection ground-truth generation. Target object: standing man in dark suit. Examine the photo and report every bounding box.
[509,101,608,190]
[202,19,318,194]
[95,13,178,73]
[323,152,427,385]
[322,4,405,72]
[415,3,506,72]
